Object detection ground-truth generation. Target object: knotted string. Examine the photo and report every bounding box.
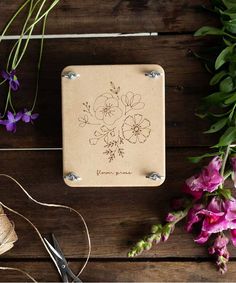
[0,174,91,282]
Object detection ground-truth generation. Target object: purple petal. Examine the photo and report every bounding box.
[22,114,30,123]
[6,122,15,133]
[10,79,20,91]
[7,111,15,122]
[195,231,210,244]
[31,113,39,120]
[10,70,16,76]
[1,70,9,80]
[231,229,236,247]
[15,112,23,122]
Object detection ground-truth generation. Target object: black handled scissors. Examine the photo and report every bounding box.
[44,234,82,283]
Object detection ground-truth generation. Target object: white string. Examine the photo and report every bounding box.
[0,174,91,280]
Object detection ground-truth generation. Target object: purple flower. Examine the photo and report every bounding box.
[1,70,20,91]
[3,111,22,133]
[209,234,229,257]
[166,213,177,222]
[184,157,223,199]
[209,234,229,274]
[191,197,236,245]
[194,197,226,244]
[22,109,39,124]
[231,229,236,246]
[185,203,204,232]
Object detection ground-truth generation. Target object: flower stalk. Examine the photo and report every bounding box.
[0,0,60,132]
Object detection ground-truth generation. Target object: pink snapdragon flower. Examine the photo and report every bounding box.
[209,234,229,274]
[185,203,204,232]
[187,197,236,245]
[195,197,226,244]
[183,157,223,200]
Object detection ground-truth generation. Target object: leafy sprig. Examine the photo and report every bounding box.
[128,0,236,274]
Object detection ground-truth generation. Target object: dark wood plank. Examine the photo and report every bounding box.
[0,1,218,34]
[0,260,235,282]
[0,148,234,259]
[0,36,216,148]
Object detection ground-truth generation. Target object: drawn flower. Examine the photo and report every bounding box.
[22,109,39,124]
[121,92,145,114]
[1,70,20,91]
[2,111,22,133]
[94,93,122,125]
[122,114,151,144]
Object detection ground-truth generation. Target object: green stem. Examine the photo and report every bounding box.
[1,87,12,119]
[6,0,42,71]
[13,0,48,70]
[221,145,231,177]
[11,0,35,69]
[31,12,48,112]
[0,0,31,44]
[17,0,60,38]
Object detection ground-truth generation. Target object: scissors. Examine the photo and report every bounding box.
[44,234,82,283]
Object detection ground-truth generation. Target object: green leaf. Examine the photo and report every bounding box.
[229,62,236,76]
[210,109,233,117]
[188,152,220,163]
[215,46,234,70]
[213,126,236,147]
[210,70,227,85]
[219,76,234,92]
[219,188,233,200]
[224,19,236,34]
[203,92,232,105]
[204,117,228,133]
[224,92,236,104]
[194,26,225,36]
[223,0,236,9]
[221,8,236,19]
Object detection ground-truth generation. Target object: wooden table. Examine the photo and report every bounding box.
[0,1,235,282]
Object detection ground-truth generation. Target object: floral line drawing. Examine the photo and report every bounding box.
[93,93,122,125]
[122,114,151,144]
[78,115,100,128]
[121,92,145,115]
[103,132,125,163]
[89,125,116,145]
[78,82,151,162]
[82,102,93,116]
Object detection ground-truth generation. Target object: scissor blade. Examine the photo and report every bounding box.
[44,237,63,261]
[51,234,67,262]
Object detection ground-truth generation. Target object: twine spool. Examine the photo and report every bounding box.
[0,205,18,256]
[0,174,91,282]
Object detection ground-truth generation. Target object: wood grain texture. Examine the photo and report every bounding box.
[0,260,235,282]
[0,36,216,148]
[0,149,235,259]
[0,0,218,34]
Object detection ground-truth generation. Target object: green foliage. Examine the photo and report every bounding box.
[194,0,236,150]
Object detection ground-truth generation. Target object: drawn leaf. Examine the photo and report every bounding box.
[89,138,98,145]
[94,130,102,137]
[101,125,109,132]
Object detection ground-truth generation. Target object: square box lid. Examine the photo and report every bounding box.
[62,64,165,187]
